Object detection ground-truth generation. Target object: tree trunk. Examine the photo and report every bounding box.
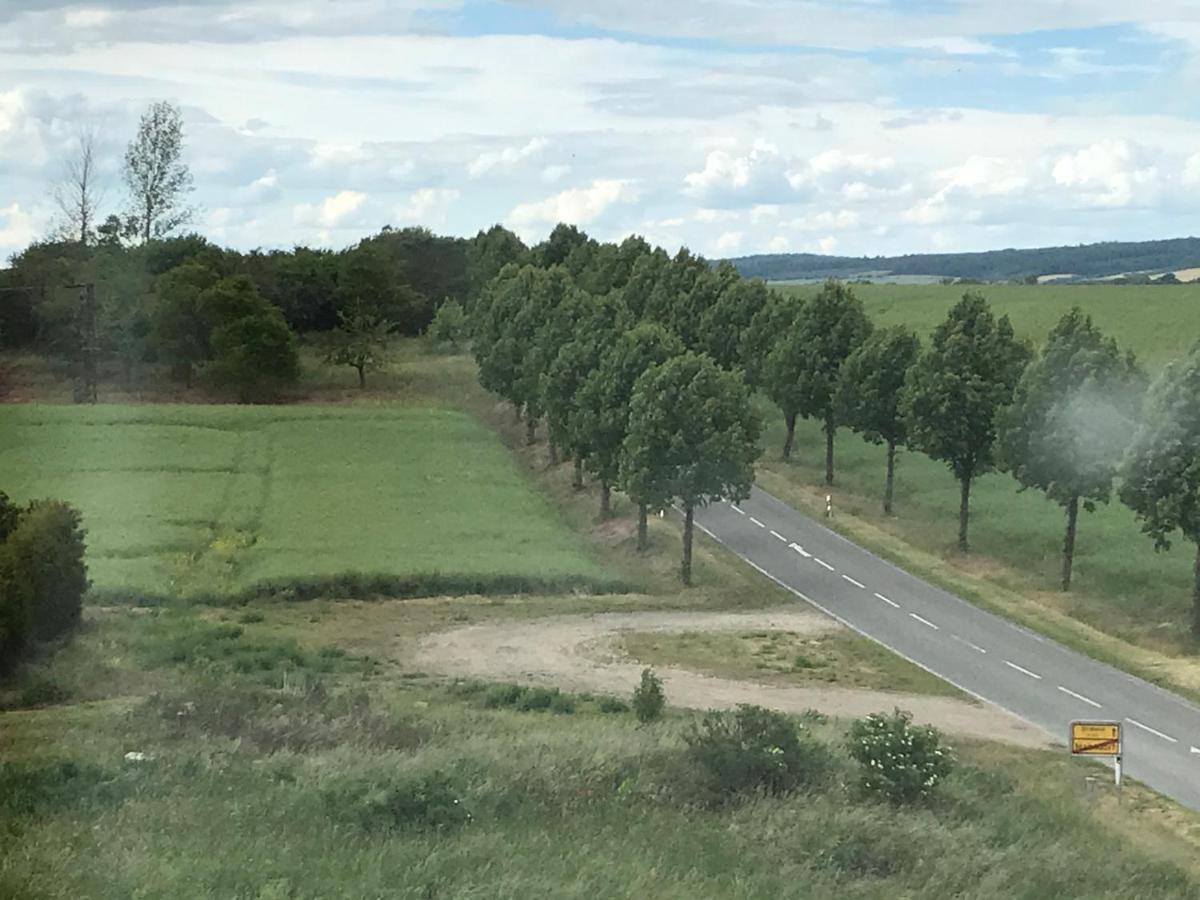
[600,481,611,518]
[513,404,522,423]
[526,416,536,445]
[356,364,365,389]
[782,411,797,460]
[572,456,583,490]
[884,441,896,516]
[548,442,559,465]
[958,475,971,553]
[1191,543,1200,640]
[637,504,648,551]
[1061,495,1079,592]
[681,502,694,586]
[824,413,835,486]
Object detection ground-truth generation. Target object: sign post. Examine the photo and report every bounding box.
[1070,721,1122,790]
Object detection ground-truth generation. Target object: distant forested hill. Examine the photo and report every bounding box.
[727,237,1200,282]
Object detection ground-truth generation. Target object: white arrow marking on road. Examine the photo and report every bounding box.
[1128,718,1178,743]
[749,517,765,528]
[788,543,811,558]
[1004,660,1042,680]
[814,558,835,571]
[873,592,900,609]
[841,574,866,589]
[1057,685,1101,708]
[770,530,787,542]
[909,612,939,630]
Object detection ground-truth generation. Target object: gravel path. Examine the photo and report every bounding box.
[416,608,1051,748]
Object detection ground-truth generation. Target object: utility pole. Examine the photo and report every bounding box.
[66,282,98,403]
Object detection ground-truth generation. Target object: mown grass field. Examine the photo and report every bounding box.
[0,403,614,602]
[775,281,1200,371]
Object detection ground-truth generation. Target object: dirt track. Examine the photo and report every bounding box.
[416,608,1052,748]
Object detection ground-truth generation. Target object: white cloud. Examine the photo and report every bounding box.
[542,164,570,183]
[683,143,795,207]
[1052,140,1160,207]
[767,234,790,252]
[394,187,459,225]
[0,203,40,256]
[714,231,742,253]
[507,179,638,228]
[294,189,368,228]
[63,9,114,29]
[905,37,1006,56]
[468,137,548,178]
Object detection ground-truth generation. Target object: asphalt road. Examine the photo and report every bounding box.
[691,486,1200,811]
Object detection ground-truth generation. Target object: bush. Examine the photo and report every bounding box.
[848,709,954,805]
[632,668,665,723]
[684,704,828,804]
[481,682,525,709]
[328,769,471,831]
[0,546,31,675]
[4,500,88,644]
[427,299,469,350]
[597,695,629,714]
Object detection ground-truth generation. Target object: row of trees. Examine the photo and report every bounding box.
[467,226,1200,637]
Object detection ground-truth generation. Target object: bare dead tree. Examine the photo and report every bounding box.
[53,129,105,246]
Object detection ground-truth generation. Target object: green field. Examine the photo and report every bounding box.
[776,282,1200,370]
[0,404,612,601]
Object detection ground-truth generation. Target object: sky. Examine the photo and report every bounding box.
[2,0,1200,260]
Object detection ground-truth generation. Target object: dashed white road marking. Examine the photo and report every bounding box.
[770,530,787,542]
[788,543,811,558]
[1128,718,1178,743]
[814,558,835,572]
[951,634,987,654]
[749,517,765,528]
[731,506,745,516]
[1190,746,1200,756]
[909,612,939,630]
[1004,660,1042,680]
[1057,685,1101,709]
[873,592,900,609]
[841,574,866,589]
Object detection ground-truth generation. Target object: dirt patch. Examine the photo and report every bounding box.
[416,608,1052,748]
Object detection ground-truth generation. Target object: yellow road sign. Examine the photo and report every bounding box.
[1070,721,1121,756]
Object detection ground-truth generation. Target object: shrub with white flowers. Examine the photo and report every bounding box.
[848,709,953,805]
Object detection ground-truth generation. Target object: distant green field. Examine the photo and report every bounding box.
[0,405,610,601]
[775,282,1200,369]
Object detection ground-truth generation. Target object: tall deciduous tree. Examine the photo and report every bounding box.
[837,326,921,515]
[622,352,761,584]
[902,293,1029,552]
[1120,345,1200,636]
[53,129,104,245]
[764,281,871,478]
[698,274,770,370]
[151,261,219,386]
[739,290,804,390]
[201,276,299,401]
[542,291,628,498]
[123,101,194,243]
[579,322,684,538]
[999,308,1144,591]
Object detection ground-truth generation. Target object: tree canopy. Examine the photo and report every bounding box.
[1120,344,1200,635]
[902,293,1030,552]
[999,307,1145,590]
[837,325,921,515]
[621,352,761,584]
